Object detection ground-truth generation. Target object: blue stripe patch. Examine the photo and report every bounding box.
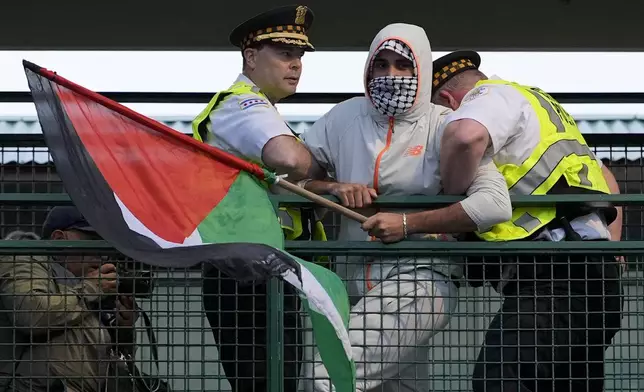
[239,97,269,110]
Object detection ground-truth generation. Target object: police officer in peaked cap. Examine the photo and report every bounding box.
[431,50,623,392]
[194,5,329,392]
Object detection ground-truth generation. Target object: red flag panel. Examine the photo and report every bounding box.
[53,84,239,243]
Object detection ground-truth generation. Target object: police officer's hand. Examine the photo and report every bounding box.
[329,182,377,208]
[361,212,405,244]
[86,263,118,294]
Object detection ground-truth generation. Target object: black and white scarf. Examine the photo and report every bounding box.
[367,39,418,117]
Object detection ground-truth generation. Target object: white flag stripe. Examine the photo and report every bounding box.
[115,192,204,247]
[283,265,352,359]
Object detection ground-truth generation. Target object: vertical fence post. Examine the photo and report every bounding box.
[267,278,285,392]
[268,197,285,392]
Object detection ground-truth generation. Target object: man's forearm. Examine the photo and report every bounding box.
[303,178,335,194]
[406,203,478,234]
[405,162,512,235]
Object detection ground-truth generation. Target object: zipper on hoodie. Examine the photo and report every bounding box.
[372,116,395,193]
[368,117,395,266]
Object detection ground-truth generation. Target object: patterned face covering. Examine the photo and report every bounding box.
[367,40,418,117]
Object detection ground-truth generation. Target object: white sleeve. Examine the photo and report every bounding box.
[208,93,295,165]
[459,159,513,232]
[301,113,336,176]
[443,84,525,155]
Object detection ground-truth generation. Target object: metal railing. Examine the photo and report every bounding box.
[0,193,642,391]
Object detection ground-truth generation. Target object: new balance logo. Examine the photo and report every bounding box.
[403,145,424,157]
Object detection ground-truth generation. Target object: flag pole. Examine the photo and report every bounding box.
[275,178,368,223]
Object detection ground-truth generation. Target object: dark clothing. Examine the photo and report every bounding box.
[472,253,623,392]
[201,210,318,392]
[202,266,302,392]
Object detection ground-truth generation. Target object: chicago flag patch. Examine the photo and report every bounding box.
[462,86,489,103]
[239,97,269,110]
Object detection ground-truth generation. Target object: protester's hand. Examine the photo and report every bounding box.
[86,263,118,294]
[329,183,377,208]
[616,256,627,273]
[610,234,627,273]
[362,212,405,244]
[115,296,138,327]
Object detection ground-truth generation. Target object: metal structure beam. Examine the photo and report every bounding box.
[3,0,644,51]
[2,91,644,104]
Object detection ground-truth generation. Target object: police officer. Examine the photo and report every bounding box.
[193,6,327,392]
[431,51,623,392]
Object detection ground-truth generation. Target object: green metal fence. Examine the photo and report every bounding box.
[0,133,643,391]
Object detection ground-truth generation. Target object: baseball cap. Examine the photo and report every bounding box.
[42,206,97,239]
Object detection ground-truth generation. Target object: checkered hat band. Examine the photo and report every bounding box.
[432,59,476,87]
[243,25,306,48]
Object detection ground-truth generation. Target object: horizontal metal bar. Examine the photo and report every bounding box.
[0,134,50,147]
[149,272,644,287]
[0,91,355,104]
[0,240,118,255]
[584,133,644,146]
[0,240,642,256]
[284,240,644,256]
[1,133,643,149]
[1,193,643,207]
[0,193,73,205]
[3,91,644,104]
[271,193,644,207]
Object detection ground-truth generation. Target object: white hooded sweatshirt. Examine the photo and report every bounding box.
[300,24,512,392]
[302,23,510,299]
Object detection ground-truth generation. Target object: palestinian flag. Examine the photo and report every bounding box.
[23,60,355,392]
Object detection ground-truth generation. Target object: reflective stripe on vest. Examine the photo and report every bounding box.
[474,79,610,242]
[191,81,327,242]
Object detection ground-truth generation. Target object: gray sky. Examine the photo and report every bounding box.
[1,50,643,119]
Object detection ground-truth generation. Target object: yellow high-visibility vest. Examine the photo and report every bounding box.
[474,79,611,241]
[191,81,329,250]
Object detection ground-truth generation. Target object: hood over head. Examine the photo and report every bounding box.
[364,23,433,121]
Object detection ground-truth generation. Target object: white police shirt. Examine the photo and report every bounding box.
[207,74,296,166]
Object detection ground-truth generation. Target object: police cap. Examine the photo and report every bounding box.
[229,5,315,51]
[432,50,481,92]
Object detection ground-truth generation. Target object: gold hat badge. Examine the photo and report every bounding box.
[295,6,307,25]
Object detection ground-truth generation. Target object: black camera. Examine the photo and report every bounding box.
[117,264,155,298]
[98,264,155,327]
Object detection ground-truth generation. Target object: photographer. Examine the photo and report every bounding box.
[0,207,139,392]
